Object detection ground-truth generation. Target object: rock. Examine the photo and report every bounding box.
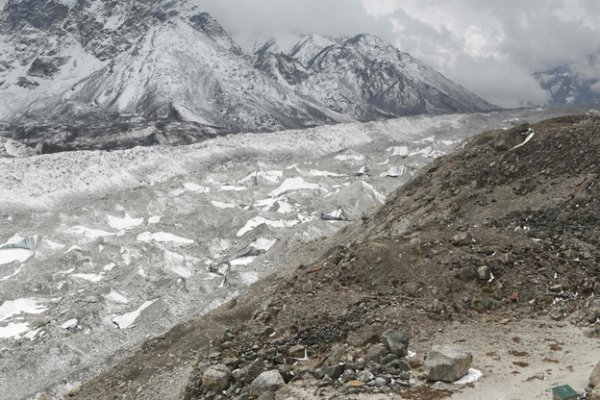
[452,232,473,246]
[381,329,410,357]
[401,281,421,296]
[364,343,387,362]
[322,363,346,380]
[202,364,230,393]
[499,253,514,265]
[347,380,366,388]
[424,345,473,382]
[459,267,476,281]
[288,344,306,358]
[251,370,284,393]
[478,266,491,281]
[432,299,445,314]
[591,361,600,388]
[590,385,600,400]
[585,326,600,339]
[67,387,80,397]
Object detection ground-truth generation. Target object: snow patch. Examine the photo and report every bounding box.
[70,273,104,283]
[237,217,299,237]
[270,177,323,197]
[211,200,237,209]
[0,298,48,322]
[137,232,194,245]
[112,300,155,329]
[107,213,144,230]
[454,368,483,385]
[0,322,31,340]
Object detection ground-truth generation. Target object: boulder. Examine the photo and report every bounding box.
[251,370,284,393]
[425,345,473,382]
[591,361,600,388]
[381,329,410,357]
[452,232,473,246]
[202,364,230,392]
[478,266,491,281]
[590,385,600,400]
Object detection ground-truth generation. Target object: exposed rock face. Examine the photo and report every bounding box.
[255,34,498,121]
[0,1,497,151]
[424,345,473,382]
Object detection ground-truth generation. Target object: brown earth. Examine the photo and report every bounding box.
[74,115,600,400]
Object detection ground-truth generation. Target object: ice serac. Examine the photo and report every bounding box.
[255,34,498,121]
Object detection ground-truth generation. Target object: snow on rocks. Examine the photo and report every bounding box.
[269,177,323,197]
[163,250,195,278]
[104,290,129,304]
[60,318,79,330]
[0,234,34,265]
[137,232,194,245]
[148,216,161,224]
[106,213,144,230]
[0,322,32,339]
[237,217,299,237]
[112,300,155,329]
[68,226,123,240]
[70,273,104,283]
[0,298,48,322]
[211,200,237,209]
[454,368,483,385]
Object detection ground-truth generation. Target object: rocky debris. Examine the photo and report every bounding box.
[381,329,410,357]
[477,265,491,281]
[424,345,473,382]
[73,115,600,399]
[202,365,231,393]
[251,370,284,394]
[591,361,600,389]
[452,232,473,246]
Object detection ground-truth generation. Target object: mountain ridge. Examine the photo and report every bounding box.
[0,0,498,151]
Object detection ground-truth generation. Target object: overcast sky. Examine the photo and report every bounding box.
[199,0,600,107]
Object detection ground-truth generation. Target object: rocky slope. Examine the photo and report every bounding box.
[0,0,496,151]
[68,114,600,400]
[255,34,497,121]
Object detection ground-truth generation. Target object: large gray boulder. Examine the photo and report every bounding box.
[591,361,600,388]
[381,329,410,357]
[425,345,473,382]
[202,364,230,392]
[251,370,285,393]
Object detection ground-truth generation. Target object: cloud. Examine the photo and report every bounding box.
[198,0,600,107]
[362,0,600,106]
[197,0,395,50]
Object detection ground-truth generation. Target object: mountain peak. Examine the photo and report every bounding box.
[288,34,335,67]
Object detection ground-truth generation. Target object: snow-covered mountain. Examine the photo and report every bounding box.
[0,0,497,151]
[535,60,600,107]
[255,34,498,121]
